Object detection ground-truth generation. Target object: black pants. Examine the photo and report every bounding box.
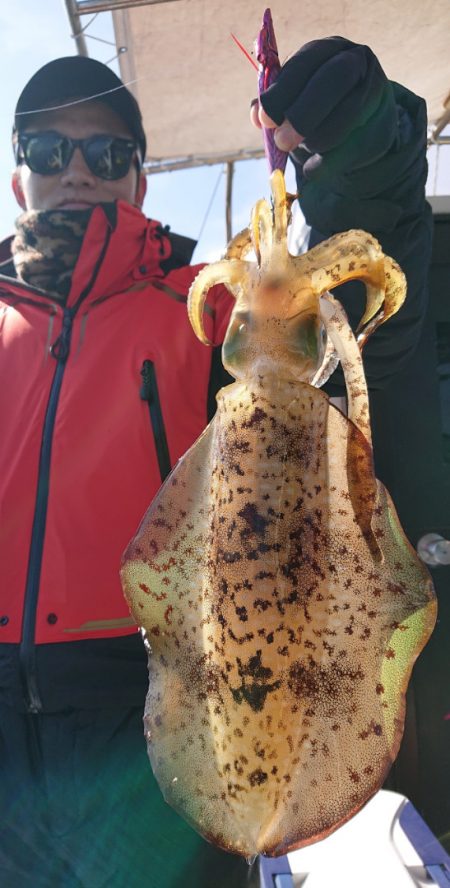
[0,703,259,888]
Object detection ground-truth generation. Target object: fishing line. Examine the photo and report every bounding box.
[196,166,224,245]
[14,80,140,116]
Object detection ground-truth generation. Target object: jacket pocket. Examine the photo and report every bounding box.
[140,359,171,483]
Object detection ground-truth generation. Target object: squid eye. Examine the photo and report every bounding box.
[228,312,250,342]
[288,314,320,360]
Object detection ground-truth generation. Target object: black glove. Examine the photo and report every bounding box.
[260,37,398,177]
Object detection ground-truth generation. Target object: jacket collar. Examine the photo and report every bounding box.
[66,200,171,307]
[0,200,197,309]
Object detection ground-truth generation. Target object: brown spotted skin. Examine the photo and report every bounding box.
[121,171,436,858]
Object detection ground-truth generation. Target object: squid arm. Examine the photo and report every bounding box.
[187,259,249,345]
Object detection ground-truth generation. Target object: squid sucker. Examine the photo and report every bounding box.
[120,171,436,859]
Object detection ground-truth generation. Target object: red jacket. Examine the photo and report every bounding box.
[0,201,233,647]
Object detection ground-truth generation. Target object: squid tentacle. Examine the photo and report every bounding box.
[305,230,406,345]
[187,259,249,345]
[320,292,380,559]
[224,227,253,261]
[271,169,289,257]
[226,173,296,267]
[357,255,407,348]
[310,331,339,388]
[251,198,273,268]
[319,293,371,446]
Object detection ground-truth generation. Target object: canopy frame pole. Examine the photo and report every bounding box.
[63,0,89,55]
[225,161,235,243]
[66,0,179,14]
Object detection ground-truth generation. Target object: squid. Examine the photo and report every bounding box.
[121,170,436,859]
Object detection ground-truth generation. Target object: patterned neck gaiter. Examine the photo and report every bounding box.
[11,207,95,303]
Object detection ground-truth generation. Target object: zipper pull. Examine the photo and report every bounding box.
[50,308,74,363]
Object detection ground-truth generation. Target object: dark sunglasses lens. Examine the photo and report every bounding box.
[22,133,72,175]
[84,137,135,180]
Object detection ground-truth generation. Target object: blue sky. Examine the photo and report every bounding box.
[1,1,447,262]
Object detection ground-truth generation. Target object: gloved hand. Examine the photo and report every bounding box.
[252,37,398,178]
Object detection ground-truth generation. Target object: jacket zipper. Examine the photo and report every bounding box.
[19,228,112,713]
[140,359,172,483]
[19,309,74,712]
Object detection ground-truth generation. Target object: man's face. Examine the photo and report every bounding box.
[12,100,147,212]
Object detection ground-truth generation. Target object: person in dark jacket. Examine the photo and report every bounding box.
[0,39,431,888]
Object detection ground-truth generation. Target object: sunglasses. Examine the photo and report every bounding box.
[15,131,140,181]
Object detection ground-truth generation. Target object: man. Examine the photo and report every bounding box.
[0,41,431,887]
